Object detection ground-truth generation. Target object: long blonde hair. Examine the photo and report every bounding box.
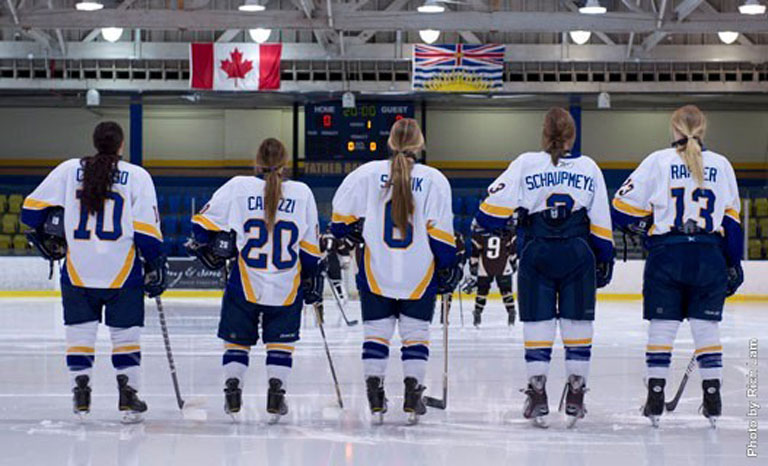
[386,118,424,236]
[541,107,576,167]
[255,138,288,231]
[671,105,707,186]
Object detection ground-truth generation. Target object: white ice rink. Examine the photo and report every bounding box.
[0,296,765,466]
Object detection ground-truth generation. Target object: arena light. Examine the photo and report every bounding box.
[75,1,104,11]
[579,0,606,15]
[717,31,739,44]
[248,28,272,44]
[419,29,441,44]
[739,0,766,15]
[417,0,445,14]
[569,30,592,45]
[239,0,266,12]
[101,27,123,43]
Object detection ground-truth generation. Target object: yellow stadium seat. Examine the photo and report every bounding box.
[0,194,7,213]
[760,218,768,238]
[756,198,768,218]
[7,194,23,214]
[748,239,763,259]
[763,240,768,259]
[12,234,28,251]
[1,214,18,234]
[748,219,758,238]
[0,234,10,251]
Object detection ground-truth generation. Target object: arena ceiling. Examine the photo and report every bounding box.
[1,0,768,93]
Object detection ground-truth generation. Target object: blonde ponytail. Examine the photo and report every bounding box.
[387,118,424,236]
[255,138,288,231]
[671,105,707,186]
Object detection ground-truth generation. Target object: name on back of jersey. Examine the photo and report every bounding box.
[247,195,296,214]
[524,171,595,192]
[670,164,718,182]
[76,168,129,185]
[379,174,425,192]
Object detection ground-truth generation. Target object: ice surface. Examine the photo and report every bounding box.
[0,296,765,466]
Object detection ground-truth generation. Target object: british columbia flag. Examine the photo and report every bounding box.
[412,44,505,92]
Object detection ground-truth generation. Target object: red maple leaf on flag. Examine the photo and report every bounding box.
[220,48,254,86]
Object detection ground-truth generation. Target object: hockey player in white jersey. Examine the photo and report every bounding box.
[331,118,462,424]
[21,122,167,423]
[474,108,614,428]
[187,138,323,423]
[612,105,744,427]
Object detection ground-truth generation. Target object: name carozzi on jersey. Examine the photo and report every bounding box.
[524,170,595,192]
[670,164,718,182]
[76,168,130,185]
[379,174,424,192]
[247,195,296,214]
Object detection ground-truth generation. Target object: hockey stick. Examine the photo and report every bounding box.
[424,295,450,410]
[313,303,344,409]
[155,297,185,410]
[324,272,359,326]
[458,291,464,328]
[665,353,697,412]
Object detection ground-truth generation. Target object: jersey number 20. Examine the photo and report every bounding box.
[241,219,299,270]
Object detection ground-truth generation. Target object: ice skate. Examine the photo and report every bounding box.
[559,375,587,428]
[642,378,665,428]
[473,309,482,328]
[117,374,147,424]
[266,378,288,424]
[700,379,721,428]
[366,376,387,425]
[72,375,91,420]
[223,378,242,421]
[522,375,549,428]
[403,377,427,425]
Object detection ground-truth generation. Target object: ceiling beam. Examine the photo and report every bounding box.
[642,0,703,52]
[562,0,615,45]
[353,0,412,45]
[82,0,138,42]
[699,0,753,45]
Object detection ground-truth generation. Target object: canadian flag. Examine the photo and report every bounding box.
[190,43,281,91]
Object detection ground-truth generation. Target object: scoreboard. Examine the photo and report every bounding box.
[305,101,415,161]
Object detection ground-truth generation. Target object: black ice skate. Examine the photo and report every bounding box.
[403,377,427,425]
[366,376,387,424]
[224,378,242,420]
[642,378,666,428]
[559,375,588,428]
[72,375,91,419]
[117,374,147,424]
[522,375,549,428]
[266,378,288,424]
[473,309,482,327]
[700,379,721,428]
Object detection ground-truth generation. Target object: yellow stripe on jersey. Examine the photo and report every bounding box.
[563,338,593,346]
[612,198,652,217]
[725,208,740,223]
[266,343,295,352]
[589,224,614,242]
[283,267,302,306]
[331,213,359,225]
[22,198,53,210]
[237,256,257,303]
[299,240,321,256]
[66,346,95,354]
[133,221,163,240]
[427,226,455,246]
[192,214,222,232]
[225,343,251,351]
[524,340,554,348]
[66,250,84,287]
[109,245,136,289]
[695,345,723,355]
[479,202,515,218]
[112,345,141,354]
[364,247,382,295]
[646,345,673,352]
[409,261,435,300]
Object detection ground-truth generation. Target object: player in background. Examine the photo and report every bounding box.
[331,118,462,424]
[187,138,323,423]
[462,224,518,327]
[611,105,744,428]
[474,108,614,428]
[21,122,167,423]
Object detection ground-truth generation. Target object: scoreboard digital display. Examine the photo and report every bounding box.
[305,101,415,161]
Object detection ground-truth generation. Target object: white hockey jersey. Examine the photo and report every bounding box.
[22,158,163,289]
[612,148,740,236]
[476,151,614,262]
[192,176,321,307]
[331,160,457,300]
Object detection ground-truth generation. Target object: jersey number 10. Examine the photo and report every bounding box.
[73,190,124,241]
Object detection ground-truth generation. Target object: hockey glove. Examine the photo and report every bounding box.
[144,255,169,298]
[437,264,463,295]
[301,261,325,305]
[596,260,614,289]
[26,207,67,262]
[461,275,478,294]
[342,219,365,249]
[725,263,744,297]
[185,230,237,270]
